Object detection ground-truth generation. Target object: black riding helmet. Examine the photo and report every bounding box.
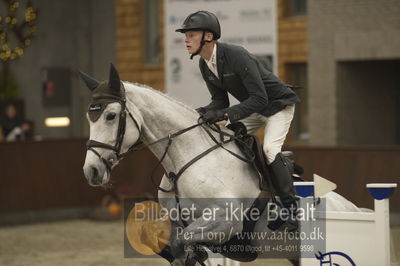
[176,10,221,39]
[176,11,221,59]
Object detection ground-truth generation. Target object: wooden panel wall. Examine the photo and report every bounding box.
[0,139,398,214]
[0,139,162,214]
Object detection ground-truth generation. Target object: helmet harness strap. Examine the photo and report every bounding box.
[190,30,212,60]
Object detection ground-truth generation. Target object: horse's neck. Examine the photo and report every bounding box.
[125,84,208,171]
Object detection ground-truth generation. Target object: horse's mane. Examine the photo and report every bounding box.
[123,81,198,115]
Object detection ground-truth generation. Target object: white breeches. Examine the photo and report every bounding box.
[239,105,295,164]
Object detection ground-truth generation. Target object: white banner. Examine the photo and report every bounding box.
[164,0,277,108]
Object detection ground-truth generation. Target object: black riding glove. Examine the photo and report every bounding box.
[195,107,207,115]
[226,122,247,136]
[202,110,228,124]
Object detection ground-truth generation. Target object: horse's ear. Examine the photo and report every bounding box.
[109,63,121,92]
[78,71,99,91]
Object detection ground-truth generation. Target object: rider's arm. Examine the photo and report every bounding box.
[202,81,230,110]
[224,49,268,123]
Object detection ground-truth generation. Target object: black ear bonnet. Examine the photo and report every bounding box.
[80,64,125,122]
[87,81,125,122]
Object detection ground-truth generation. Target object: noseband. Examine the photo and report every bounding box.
[86,88,141,174]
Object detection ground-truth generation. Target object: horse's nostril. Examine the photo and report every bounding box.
[92,166,98,176]
[91,167,100,183]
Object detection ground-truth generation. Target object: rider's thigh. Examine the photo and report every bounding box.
[239,113,266,134]
[263,105,295,163]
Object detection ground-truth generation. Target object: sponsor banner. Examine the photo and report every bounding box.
[164,0,277,107]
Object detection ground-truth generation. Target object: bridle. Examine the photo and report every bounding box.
[86,86,141,174]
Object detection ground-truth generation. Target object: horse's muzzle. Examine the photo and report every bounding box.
[84,165,107,186]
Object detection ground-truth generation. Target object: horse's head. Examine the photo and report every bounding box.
[80,64,141,186]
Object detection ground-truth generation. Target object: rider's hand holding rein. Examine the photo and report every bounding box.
[201,109,229,124]
[195,107,207,115]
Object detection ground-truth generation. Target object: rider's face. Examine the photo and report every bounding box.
[184,31,203,54]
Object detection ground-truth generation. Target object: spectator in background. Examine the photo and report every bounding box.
[1,104,21,140]
[0,104,35,142]
[5,119,35,141]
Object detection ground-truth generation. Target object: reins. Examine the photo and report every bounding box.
[129,118,256,193]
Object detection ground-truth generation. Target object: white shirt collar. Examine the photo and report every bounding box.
[205,44,217,66]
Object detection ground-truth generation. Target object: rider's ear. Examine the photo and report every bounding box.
[78,71,99,91]
[109,63,121,93]
[205,31,214,41]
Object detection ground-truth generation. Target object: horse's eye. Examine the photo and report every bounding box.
[106,113,117,121]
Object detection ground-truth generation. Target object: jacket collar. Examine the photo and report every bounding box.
[199,43,225,83]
